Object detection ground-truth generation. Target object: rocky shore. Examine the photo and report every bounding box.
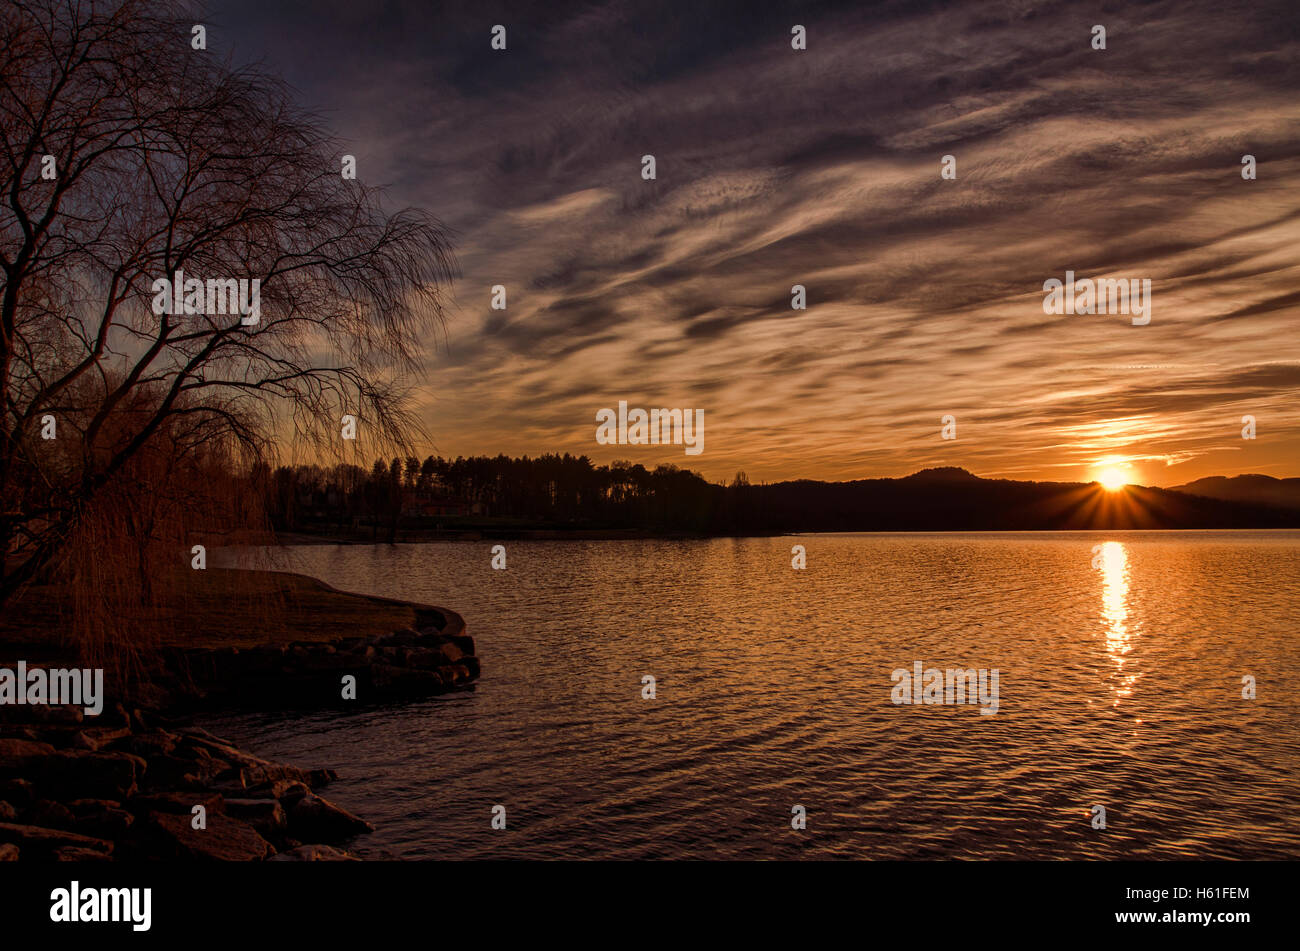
[155,604,480,711]
[0,592,479,861]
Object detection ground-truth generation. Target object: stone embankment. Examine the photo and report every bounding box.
[0,596,479,861]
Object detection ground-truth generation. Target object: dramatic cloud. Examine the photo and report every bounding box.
[214,0,1300,484]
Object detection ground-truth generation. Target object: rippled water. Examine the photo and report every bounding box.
[208,532,1300,859]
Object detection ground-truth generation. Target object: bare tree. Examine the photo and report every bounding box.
[0,0,455,604]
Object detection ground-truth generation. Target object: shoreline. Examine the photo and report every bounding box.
[0,570,478,861]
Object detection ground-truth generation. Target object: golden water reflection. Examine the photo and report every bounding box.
[1099,541,1139,703]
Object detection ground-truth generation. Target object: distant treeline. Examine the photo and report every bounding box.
[262,459,1300,538]
[263,454,746,536]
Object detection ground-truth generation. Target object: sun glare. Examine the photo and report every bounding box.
[1097,467,1129,491]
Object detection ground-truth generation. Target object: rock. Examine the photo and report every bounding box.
[268,844,359,861]
[450,663,473,684]
[370,663,444,694]
[175,731,268,769]
[81,725,132,750]
[127,791,224,817]
[287,793,373,843]
[54,846,113,861]
[40,705,85,725]
[386,629,422,647]
[0,821,113,857]
[0,843,16,861]
[146,811,274,861]
[67,799,135,838]
[0,779,35,808]
[244,779,311,806]
[143,747,233,790]
[111,729,179,759]
[442,633,476,656]
[0,725,40,741]
[37,750,146,800]
[413,607,446,629]
[0,738,57,774]
[458,655,481,679]
[436,641,465,664]
[223,799,286,837]
[0,801,14,821]
[238,763,314,789]
[306,768,336,787]
[402,647,444,670]
[24,799,76,830]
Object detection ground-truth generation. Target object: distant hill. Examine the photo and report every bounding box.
[1168,474,1300,511]
[741,469,1300,531]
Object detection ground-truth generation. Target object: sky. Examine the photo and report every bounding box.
[208,0,1300,486]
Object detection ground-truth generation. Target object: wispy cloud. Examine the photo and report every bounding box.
[216,0,1300,484]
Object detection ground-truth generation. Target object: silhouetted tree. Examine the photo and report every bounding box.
[0,0,454,604]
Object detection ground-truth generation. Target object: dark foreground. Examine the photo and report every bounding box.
[0,572,480,861]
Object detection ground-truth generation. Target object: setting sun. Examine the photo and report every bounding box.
[1097,467,1130,491]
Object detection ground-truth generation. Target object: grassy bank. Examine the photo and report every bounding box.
[0,568,414,663]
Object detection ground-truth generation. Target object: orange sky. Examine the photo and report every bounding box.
[223,0,1300,488]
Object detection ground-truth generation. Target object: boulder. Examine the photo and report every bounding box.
[175,731,268,769]
[223,798,286,837]
[0,801,14,821]
[436,641,465,665]
[386,629,422,647]
[287,793,373,843]
[370,663,444,695]
[0,779,35,808]
[243,779,311,805]
[39,705,85,725]
[0,821,113,857]
[127,790,224,817]
[30,750,146,800]
[67,799,135,839]
[24,799,76,831]
[401,647,443,670]
[111,729,179,759]
[0,843,16,861]
[309,768,338,787]
[0,738,56,775]
[81,725,132,750]
[413,607,447,629]
[142,747,233,790]
[442,633,476,656]
[146,811,274,861]
[238,763,314,789]
[0,726,40,741]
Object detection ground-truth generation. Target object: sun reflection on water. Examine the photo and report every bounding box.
[1099,541,1139,703]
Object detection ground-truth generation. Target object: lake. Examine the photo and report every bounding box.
[209,532,1300,859]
